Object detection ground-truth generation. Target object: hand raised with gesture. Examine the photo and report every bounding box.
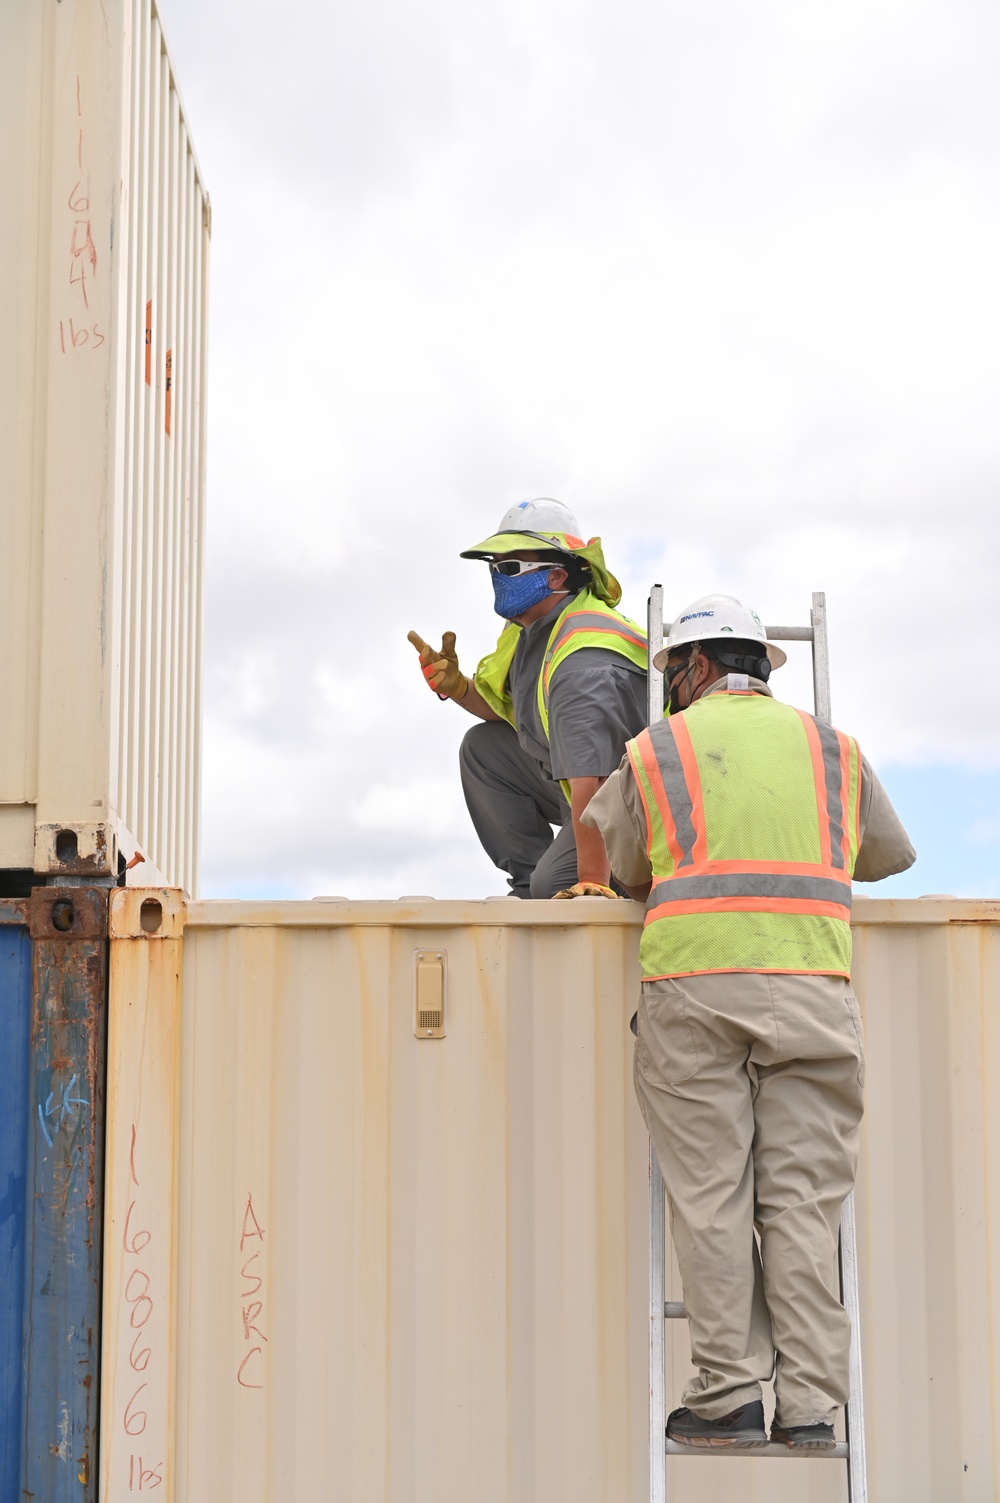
[407,630,469,701]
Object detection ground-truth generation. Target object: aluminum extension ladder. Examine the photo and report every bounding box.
[645,587,868,1503]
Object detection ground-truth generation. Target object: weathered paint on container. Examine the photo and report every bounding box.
[24,888,109,1502]
[0,0,208,892]
[0,900,32,1502]
[100,895,1000,1502]
[101,890,183,1501]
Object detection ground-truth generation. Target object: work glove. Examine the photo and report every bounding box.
[407,630,469,701]
[552,882,623,900]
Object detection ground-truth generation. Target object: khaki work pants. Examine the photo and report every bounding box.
[633,971,865,1426]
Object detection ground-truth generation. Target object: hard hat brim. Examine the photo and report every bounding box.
[460,530,578,560]
[651,641,787,673]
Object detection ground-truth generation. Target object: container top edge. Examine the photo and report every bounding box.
[183,898,646,928]
[180,896,1000,930]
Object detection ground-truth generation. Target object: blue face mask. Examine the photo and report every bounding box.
[491,567,554,620]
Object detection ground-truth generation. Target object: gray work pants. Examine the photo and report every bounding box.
[459,721,578,898]
[633,970,865,1425]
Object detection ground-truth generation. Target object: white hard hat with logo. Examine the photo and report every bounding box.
[460,497,585,558]
[497,497,581,537]
[652,593,787,671]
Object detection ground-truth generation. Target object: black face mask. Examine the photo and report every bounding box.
[664,657,695,716]
[663,648,770,714]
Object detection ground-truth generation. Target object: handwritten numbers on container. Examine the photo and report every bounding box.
[122,1125,164,1489]
[35,1071,89,1148]
[58,76,105,353]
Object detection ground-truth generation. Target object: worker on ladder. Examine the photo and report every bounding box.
[583,594,915,1451]
[408,498,648,898]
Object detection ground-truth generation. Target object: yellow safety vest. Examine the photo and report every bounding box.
[474,589,647,801]
[626,690,861,979]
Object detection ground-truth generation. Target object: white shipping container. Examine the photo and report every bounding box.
[101,895,1000,1503]
[0,0,208,892]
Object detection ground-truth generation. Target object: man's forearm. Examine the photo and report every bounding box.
[569,776,611,885]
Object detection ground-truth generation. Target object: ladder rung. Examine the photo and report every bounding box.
[763,625,814,641]
[664,1302,687,1318]
[666,1440,850,1459]
[662,624,815,642]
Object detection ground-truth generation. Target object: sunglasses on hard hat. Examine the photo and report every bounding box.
[488,558,554,577]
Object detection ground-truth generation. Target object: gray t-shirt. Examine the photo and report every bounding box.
[508,594,648,787]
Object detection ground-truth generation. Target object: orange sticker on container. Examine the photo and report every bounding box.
[145,299,152,384]
[165,348,172,435]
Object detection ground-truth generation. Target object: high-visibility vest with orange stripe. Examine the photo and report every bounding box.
[475,588,647,801]
[535,596,647,737]
[626,690,861,979]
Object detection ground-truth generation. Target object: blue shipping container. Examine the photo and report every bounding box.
[21,888,108,1501]
[0,902,31,1503]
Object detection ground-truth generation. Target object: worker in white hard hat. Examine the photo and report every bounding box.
[408,498,648,898]
[583,593,915,1452]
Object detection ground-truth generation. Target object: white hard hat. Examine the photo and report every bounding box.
[460,497,587,559]
[496,497,581,537]
[652,594,787,672]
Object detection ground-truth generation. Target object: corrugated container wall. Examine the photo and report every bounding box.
[0,0,208,893]
[102,895,1000,1503]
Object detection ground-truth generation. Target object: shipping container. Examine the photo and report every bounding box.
[101,893,1000,1503]
[0,901,32,1501]
[0,0,208,893]
[2,888,109,1502]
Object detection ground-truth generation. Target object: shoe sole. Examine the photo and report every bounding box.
[772,1438,838,1452]
[668,1432,770,1450]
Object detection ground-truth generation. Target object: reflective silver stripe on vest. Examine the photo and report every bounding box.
[542,610,648,721]
[657,727,697,870]
[648,872,853,908]
[547,611,646,658]
[813,719,847,870]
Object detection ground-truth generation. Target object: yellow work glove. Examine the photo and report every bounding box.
[407,630,469,701]
[552,882,623,899]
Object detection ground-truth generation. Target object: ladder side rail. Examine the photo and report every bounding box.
[810,591,832,723]
[810,589,868,1501]
[840,1191,868,1501]
[648,584,664,726]
[646,585,667,1503]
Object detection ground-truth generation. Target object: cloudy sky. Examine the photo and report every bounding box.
[161,0,1000,901]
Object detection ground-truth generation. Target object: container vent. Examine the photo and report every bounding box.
[414,951,447,1039]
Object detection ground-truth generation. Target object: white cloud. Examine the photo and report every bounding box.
[353,778,469,837]
[160,0,1000,897]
